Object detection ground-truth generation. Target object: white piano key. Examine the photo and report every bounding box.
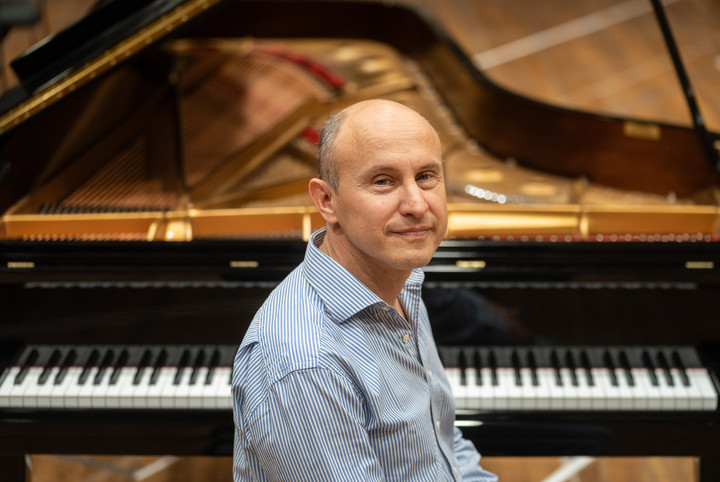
[130,369,153,409]
[187,367,210,409]
[574,369,595,410]
[494,368,513,410]
[533,368,554,410]
[0,367,21,406]
[58,367,84,409]
[90,368,113,409]
[654,369,677,410]
[464,368,494,410]
[77,367,99,408]
[106,367,137,408]
[204,367,232,409]
[593,368,615,410]
[668,368,694,411]
[630,368,654,410]
[614,369,635,411]
[146,368,175,409]
[445,367,465,409]
[505,369,526,410]
[517,368,539,410]
[35,367,60,407]
[171,368,194,409]
[560,368,580,410]
[15,367,44,408]
[688,368,718,411]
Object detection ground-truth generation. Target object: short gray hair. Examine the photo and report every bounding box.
[317,110,348,192]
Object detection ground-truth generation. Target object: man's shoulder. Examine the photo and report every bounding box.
[239,263,330,379]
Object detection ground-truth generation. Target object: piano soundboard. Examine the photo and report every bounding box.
[1,344,717,412]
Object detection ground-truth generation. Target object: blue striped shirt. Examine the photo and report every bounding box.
[232,228,498,481]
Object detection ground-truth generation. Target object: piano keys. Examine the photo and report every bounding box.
[1,344,717,413]
[0,345,235,410]
[439,346,718,412]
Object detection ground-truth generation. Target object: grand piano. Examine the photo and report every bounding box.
[1,0,720,480]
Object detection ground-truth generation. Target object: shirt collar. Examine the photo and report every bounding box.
[302,228,425,323]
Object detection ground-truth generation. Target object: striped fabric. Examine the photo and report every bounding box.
[232,228,497,481]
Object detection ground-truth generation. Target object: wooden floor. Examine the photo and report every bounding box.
[27,454,696,482]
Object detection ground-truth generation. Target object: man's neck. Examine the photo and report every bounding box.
[318,234,410,310]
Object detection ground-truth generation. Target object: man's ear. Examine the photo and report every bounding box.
[309,178,338,224]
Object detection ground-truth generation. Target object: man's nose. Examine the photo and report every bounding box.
[399,183,429,217]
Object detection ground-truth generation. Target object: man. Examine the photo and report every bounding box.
[232,99,497,481]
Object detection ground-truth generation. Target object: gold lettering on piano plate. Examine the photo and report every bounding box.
[685,261,714,270]
[7,261,35,269]
[455,260,486,269]
[230,261,259,268]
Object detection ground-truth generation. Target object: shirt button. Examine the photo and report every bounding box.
[453,466,459,474]
[401,334,410,343]
[435,420,440,431]
[381,306,391,312]
[427,370,433,380]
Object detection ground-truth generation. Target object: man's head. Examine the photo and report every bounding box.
[309,99,448,281]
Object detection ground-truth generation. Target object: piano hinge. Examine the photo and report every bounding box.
[455,260,486,269]
[685,261,714,270]
[230,261,259,269]
[7,261,35,269]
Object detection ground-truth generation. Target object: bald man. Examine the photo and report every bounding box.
[232,100,498,481]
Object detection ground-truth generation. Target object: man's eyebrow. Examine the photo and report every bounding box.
[365,162,443,173]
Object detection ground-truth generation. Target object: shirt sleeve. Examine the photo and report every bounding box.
[453,426,499,481]
[241,366,385,482]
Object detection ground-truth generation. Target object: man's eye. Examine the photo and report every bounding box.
[374,178,389,186]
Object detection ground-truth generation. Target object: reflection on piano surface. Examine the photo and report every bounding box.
[1,1,720,481]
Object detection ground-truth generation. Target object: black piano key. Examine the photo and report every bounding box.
[109,349,129,385]
[15,348,39,385]
[173,349,192,385]
[205,349,220,385]
[458,350,467,387]
[78,349,100,386]
[149,349,168,385]
[671,350,691,387]
[133,349,153,385]
[550,350,563,386]
[603,350,619,386]
[656,350,674,386]
[642,350,659,386]
[189,349,207,386]
[473,349,483,386]
[511,350,522,386]
[54,349,77,385]
[619,350,635,387]
[93,349,115,385]
[527,350,539,387]
[580,350,594,387]
[38,349,62,386]
[564,350,579,387]
[488,350,498,387]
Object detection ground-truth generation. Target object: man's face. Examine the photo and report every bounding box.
[328,109,448,274]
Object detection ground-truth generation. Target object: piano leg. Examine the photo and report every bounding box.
[699,454,720,482]
[0,455,27,482]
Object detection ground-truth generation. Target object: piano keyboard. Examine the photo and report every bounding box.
[0,345,717,411]
[0,345,236,410]
[440,346,719,411]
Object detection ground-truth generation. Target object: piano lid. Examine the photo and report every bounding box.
[0,0,719,242]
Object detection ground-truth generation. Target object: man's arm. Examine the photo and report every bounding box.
[453,427,499,481]
[236,366,384,481]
